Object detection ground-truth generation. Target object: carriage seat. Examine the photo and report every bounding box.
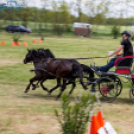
[114,56,133,75]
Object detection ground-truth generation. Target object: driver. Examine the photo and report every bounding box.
[91,31,133,72]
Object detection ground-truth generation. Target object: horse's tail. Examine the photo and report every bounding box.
[71,64,87,90]
[72,64,81,77]
[81,64,94,79]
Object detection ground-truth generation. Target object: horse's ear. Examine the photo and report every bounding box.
[33,50,38,57]
[27,49,29,51]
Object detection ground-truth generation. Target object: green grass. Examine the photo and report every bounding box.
[0,33,134,133]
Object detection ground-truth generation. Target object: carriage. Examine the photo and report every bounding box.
[24,48,134,103]
[84,56,134,103]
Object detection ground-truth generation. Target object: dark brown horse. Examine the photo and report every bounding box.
[36,48,94,95]
[24,49,92,98]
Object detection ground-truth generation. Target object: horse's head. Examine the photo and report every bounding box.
[24,49,38,64]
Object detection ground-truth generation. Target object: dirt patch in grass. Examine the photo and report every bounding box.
[0,59,22,67]
[14,114,61,134]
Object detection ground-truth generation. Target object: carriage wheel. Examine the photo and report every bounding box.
[96,77,118,103]
[129,85,134,103]
[111,76,122,96]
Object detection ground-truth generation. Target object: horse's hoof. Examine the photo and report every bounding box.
[55,97,59,101]
[36,85,39,88]
[24,90,27,93]
[84,86,88,90]
[32,87,36,90]
[68,94,70,97]
[85,87,88,90]
[32,84,39,90]
[48,91,51,95]
[56,95,61,100]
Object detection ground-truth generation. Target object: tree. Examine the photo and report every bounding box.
[58,1,72,32]
[51,0,63,35]
[41,0,49,30]
[111,25,120,39]
[76,0,82,22]
[85,0,110,32]
[81,13,89,23]
[19,7,31,27]
[58,2,70,24]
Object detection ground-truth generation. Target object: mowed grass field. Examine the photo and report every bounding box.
[0,33,134,134]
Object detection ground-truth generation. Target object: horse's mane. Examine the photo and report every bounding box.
[28,49,37,52]
[27,49,38,57]
[37,48,55,58]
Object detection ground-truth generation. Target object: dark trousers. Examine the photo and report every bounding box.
[98,57,119,72]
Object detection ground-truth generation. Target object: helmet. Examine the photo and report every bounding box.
[121,31,131,37]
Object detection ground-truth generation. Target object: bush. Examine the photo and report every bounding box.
[111,26,120,39]
[52,24,64,36]
[12,33,21,43]
[55,94,95,134]
[64,25,72,32]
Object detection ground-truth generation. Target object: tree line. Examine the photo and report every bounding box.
[0,0,134,35]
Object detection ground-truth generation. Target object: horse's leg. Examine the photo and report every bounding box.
[65,79,76,95]
[79,70,88,90]
[24,76,40,93]
[40,78,49,93]
[57,79,67,99]
[49,78,61,94]
[68,81,76,95]
[32,80,40,90]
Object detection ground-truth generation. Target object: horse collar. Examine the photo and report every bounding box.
[44,58,52,70]
[47,58,52,64]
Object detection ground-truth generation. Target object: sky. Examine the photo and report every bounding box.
[0,0,134,18]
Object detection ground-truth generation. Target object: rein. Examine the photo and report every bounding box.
[32,58,46,63]
[37,57,107,60]
[30,68,69,81]
[30,56,108,80]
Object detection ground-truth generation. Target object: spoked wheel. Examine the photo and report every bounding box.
[114,76,122,96]
[95,77,118,103]
[129,85,134,103]
[109,76,123,96]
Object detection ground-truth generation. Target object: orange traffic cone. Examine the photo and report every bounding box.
[33,39,36,43]
[89,115,101,134]
[23,42,28,47]
[12,42,16,46]
[97,111,105,127]
[39,39,42,43]
[1,41,5,45]
[16,42,20,45]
